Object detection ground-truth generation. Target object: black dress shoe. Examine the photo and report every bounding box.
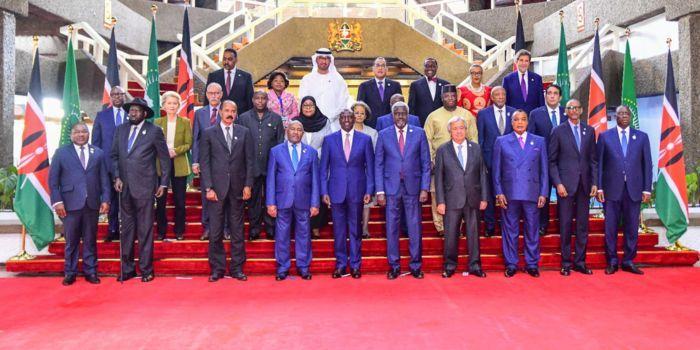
[266,231,275,240]
[526,268,540,278]
[300,273,312,280]
[621,264,644,275]
[387,269,400,280]
[538,227,547,236]
[62,275,76,286]
[230,271,248,281]
[248,230,260,241]
[176,234,184,241]
[504,267,517,278]
[485,229,495,238]
[208,274,223,282]
[470,269,487,278]
[104,236,113,243]
[441,270,455,278]
[605,265,618,275]
[141,273,155,282]
[275,272,288,281]
[116,272,137,282]
[350,269,361,279]
[560,267,571,276]
[332,269,345,279]
[85,274,101,284]
[362,232,370,239]
[200,229,209,241]
[573,265,593,275]
[437,231,445,238]
[157,234,165,241]
[224,231,231,240]
[410,269,424,279]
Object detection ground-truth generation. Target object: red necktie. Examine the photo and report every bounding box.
[210,107,218,125]
[398,129,405,156]
[225,70,232,96]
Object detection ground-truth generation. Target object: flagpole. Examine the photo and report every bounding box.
[591,17,605,219]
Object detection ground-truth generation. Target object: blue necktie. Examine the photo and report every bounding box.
[116,109,122,126]
[457,144,465,170]
[127,126,138,152]
[291,144,299,171]
[621,130,628,157]
[550,110,557,128]
[573,125,581,151]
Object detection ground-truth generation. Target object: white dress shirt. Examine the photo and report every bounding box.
[547,104,561,126]
[128,120,146,146]
[225,66,237,90]
[426,76,437,100]
[166,119,177,149]
[287,141,302,161]
[519,70,529,93]
[494,105,506,134]
[394,125,408,146]
[112,107,125,126]
[342,129,355,151]
[452,140,468,169]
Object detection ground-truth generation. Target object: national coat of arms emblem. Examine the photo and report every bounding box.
[328,20,363,52]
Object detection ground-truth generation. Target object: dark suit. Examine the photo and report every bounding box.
[356,78,402,128]
[375,113,421,131]
[200,123,254,275]
[204,67,254,113]
[502,71,545,114]
[192,105,226,232]
[527,105,567,232]
[266,142,320,275]
[408,76,450,126]
[111,121,170,276]
[320,130,375,271]
[549,121,598,268]
[492,132,549,269]
[375,126,431,272]
[597,127,652,267]
[49,144,111,277]
[92,106,125,239]
[476,105,515,231]
[434,141,489,272]
[236,109,285,238]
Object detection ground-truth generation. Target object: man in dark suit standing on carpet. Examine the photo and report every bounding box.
[597,105,652,275]
[528,84,567,236]
[111,98,170,283]
[408,58,450,126]
[91,86,126,242]
[50,123,111,286]
[548,99,598,276]
[200,100,254,282]
[434,117,489,278]
[502,50,544,114]
[357,57,402,128]
[492,110,548,278]
[204,48,254,114]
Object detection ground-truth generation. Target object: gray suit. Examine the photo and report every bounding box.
[434,140,490,272]
[111,121,170,276]
[200,123,255,275]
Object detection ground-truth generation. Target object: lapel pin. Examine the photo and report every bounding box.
[234,136,238,140]
[468,143,472,147]
[268,123,272,127]
[530,141,534,145]
[302,148,307,153]
[142,130,146,135]
[632,135,636,140]
[90,148,95,154]
[582,130,586,135]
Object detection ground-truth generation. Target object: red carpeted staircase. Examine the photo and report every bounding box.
[6,188,698,275]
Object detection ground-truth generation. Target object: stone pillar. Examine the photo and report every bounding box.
[677,13,700,172]
[0,11,15,168]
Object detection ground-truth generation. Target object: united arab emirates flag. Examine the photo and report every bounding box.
[59,34,81,146]
[621,39,639,129]
[14,47,55,250]
[656,49,688,244]
[555,21,570,106]
[145,12,160,121]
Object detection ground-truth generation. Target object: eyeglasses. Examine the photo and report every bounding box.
[302,104,315,108]
[469,71,483,76]
[565,106,582,110]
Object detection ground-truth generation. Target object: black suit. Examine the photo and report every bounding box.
[356,78,402,128]
[200,123,255,275]
[408,76,450,126]
[204,67,254,113]
[434,141,490,272]
[111,121,170,277]
[548,121,598,268]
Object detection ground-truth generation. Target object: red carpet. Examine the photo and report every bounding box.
[1,268,699,349]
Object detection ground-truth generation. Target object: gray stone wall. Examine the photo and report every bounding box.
[0,11,16,167]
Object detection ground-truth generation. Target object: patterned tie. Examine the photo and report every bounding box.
[127,126,138,152]
[210,107,218,125]
[520,73,527,101]
[116,109,122,126]
[621,130,628,157]
[80,145,86,169]
[550,110,558,128]
[398,129,405,156]
[574,125,581,151]
[518,135,525,149]
[225,70,232,96]
[457,144,465,170]
[225,126,232,152]
[344,133,351,161]
[378,81,385,101]
[497,109,505,135]
[291,144,299,171]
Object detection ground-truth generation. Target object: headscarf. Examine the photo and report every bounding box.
[298,96,329,133]
[310,48,340,76]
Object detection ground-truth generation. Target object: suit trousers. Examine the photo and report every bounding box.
[275,207,313,274]
[311,196,329,230]
[603,186,640,267]
[246,175,275,237]
[443,206,481,272]
[386,181,422,272]
[208,191,246,274]
[539,185,554,231]
[558,181,590,268]
[63,207,99,276]
[331,201,363,271]
[156,160,187,236]
[107,184,120,239]
[501,200,541,269]
[119,188,155,276]
[430,177,444,232]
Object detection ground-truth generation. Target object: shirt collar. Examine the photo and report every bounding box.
[288,141,301,149]
[515,131,528,140]
[342,129,355,138]
[220,121,233,130]
[568,119,581,128]
[73,143,88,151]
[375,78,386,85]
[452,139,467,148]
[494,105,505,113]
[617,125,629,134]
[226,66,237,75]
[395,125,407,134]
[547,104,560,113]
[131,120,145,129]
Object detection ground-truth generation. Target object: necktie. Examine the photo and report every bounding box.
[277,96,284,115]
[378,81,385,101]
[398,129,405,156]
[573,125,581,151]
[520,73,527,101]
[127,126,138,152]
[225,70,232,96]
[210,108,218,125]
[116,109,122,126]
[344,133,351,161]
[457,144,465,170]
[225,126,232,152]
[621,130,628,157]
[518,135,525,149]
[550,110,558,128]
[80,145,86,169]
[291,144,299,171]
[497,109,505,135]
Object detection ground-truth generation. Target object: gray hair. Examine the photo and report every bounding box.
[512,109,528,120]
[221,100,238,109]
[446,116,467,132]
[206,82,222,92]
[391,101,409,114]
[287,119,304,131]
[515,49,532,61]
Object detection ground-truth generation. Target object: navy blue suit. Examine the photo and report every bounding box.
[502,71,545,114]
[192,105,226,233]
[492,132,549,269]
[320,131,375,271]
[476,105,515,231]
[92,107,124,238]
[375,126,431,272]
[375,113,421,131]
[597,127,652,267]
[356,78,402,128]
[266,142,320,275]
[408,77,450,126]
[49,144,111,277]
